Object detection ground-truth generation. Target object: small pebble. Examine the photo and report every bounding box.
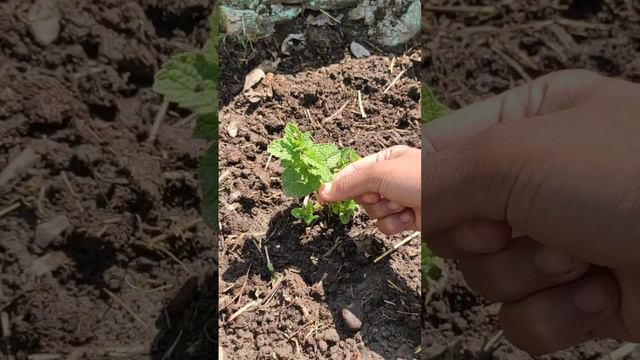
[227,121,238,137]
[341,308,362,332]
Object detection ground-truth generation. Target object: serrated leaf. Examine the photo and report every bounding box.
[281,167,319,197]
[284,123,302,143]
[199,143,218,230]
[193,112,218,141]
[267,139,294,162]
[154,53,217,115]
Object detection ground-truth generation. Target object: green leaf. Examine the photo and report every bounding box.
[154,53,217,115]
[335,148,360,172]
[193,112,218,142]
[331,200,358,224]
[291,203,318,225]
[199,143,218,230]
[284,123,302,143]
[422,85,449,123]
[267,139,294,162]
[281,167,319,197]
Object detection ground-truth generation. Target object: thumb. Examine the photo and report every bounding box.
[422,70,601,234]
[317,146,418,205]
[423,106,557,235]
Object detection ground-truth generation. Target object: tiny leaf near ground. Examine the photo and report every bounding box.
[154,8,219,230]
[268,123,360,225]
[421,84,449,123]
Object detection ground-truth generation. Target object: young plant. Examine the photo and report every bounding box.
[154,9,219,230]
[268,123,360,225]
[422,84,449,123]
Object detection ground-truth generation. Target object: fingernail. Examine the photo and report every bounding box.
[574,281,609,313]
[387,201,403,212]
[534,247,576,275]
[321,182,333,195]
[400,211,413,223]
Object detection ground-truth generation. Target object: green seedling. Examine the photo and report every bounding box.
[268,123,360,225]
[154,9,219,230]
[422,84,449,123]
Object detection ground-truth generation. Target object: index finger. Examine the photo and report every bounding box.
[423,70,601,153]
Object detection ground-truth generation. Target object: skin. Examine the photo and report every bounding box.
[318,70,640,354]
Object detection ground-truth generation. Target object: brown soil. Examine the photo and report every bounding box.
[218,13,422,360]
[422,1,640,359]
[0,1,215,359]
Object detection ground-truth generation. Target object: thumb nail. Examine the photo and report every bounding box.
[321,182,333,195]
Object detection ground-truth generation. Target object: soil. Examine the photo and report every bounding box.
[0,1,216,359]
[218,12,422,360]
[422,1,640,359]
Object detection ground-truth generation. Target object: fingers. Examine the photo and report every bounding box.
[375,209,415,235]
[361,199,405,219]
[459,237,589,302]
[427,220,512,259]
[423,69,601,152]
[422,70,604,235]
[331,145,411,180]
[319,146,420,207]
[500,272,620,355]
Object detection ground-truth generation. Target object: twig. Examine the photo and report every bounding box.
[286,319,315,340]
[556,17,610,30]
[424,5,497,14]
[483,330,504,351]
[61,171,84,212]
[357,91,366,118]
[389,57,396,73]
[155,246,193,276]
[147,99,170,143]
[27,355,61,360]
[149,218,202,246]
[386,279,404,293]
[103,289,149,329]
[322,100,350,124]
[265,154,273,169]
[383,68,408,94]
[598,343,639,360]
[227,300,258,323]
[491,44,531,81]
[373,232,420,263]
[318,8,340,23]
[323,237,341,258]
[220,265,251,311]
[261,274,285,307]
[0,202,21,218]
[161,330,183,360]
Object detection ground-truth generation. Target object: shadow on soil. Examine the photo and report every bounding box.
[221,206,421,358]
[149,266,217,360]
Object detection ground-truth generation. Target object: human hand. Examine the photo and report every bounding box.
[423,70,640,354]
[317,145,420,235]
